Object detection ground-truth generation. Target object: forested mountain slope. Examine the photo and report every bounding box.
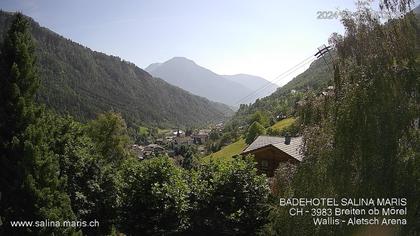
[0,11,233,127]
[232,55,333,124]
[274,56,332,96]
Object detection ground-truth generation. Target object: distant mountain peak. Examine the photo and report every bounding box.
[144,62,162,72]
[170,56,194,61]
[145,57,277,106]
[165,57,197,66]
[145,57,198,72]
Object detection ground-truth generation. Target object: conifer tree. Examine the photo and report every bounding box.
[0,13,75,235]
[246,121,266,144]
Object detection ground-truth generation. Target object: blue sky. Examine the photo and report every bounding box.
[1,0,412,85]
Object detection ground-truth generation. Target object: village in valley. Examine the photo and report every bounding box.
[130,123,223,160]
[129,82,341,177]
[129,82,341,178]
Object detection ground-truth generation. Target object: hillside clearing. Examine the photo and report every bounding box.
[270,117,296,131]
[204,117,296,162]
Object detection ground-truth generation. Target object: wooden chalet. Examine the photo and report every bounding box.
[242,135,303,177]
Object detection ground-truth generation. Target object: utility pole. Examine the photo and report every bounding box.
[315,44,332,73]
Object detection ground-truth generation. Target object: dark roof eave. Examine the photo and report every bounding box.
[242,144,302,162]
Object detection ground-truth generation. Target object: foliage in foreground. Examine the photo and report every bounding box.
[262,1,420,235]
[0,13,75,235]
[120,156,270,236]
[0,13,270,236]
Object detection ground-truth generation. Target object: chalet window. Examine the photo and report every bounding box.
[261,160,269,170]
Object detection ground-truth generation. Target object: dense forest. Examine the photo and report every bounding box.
[0,11,233,128]
[0,0,419,235]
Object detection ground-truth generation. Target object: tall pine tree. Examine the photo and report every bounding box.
[0,13,75,235]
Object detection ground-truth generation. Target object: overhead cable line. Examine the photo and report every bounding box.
[234,54,316,106]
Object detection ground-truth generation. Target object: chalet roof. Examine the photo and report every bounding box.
[242,135,303,161]
[146,144,164,150]
[175,136,193,141]
[192,132,209,137]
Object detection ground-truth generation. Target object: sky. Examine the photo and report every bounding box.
[0,0,411,86]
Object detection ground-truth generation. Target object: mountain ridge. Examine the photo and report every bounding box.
[222,73,278,96]
[146,57,277,106]
[0,11,233,128]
